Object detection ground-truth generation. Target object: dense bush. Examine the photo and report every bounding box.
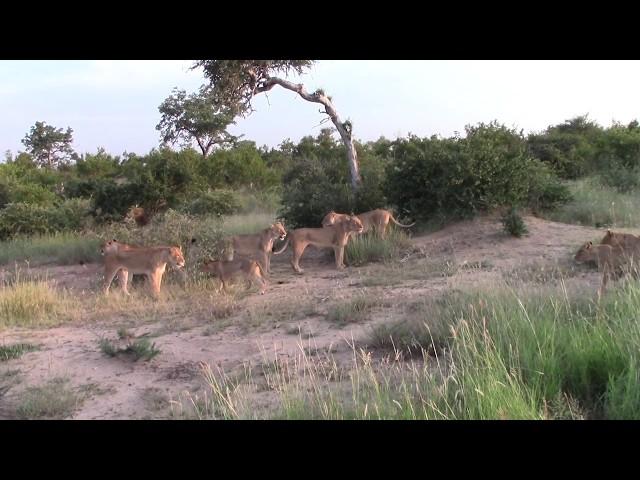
[385,123,570,222]
[0,199,91,240]
[526,115,602,179]
[180,189,240,216]
[89,179,156,224]
[278,131,388,228]
[599,162,640,193]
[106,209,225,277]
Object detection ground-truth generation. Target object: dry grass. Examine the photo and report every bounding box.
[0,276,75,329]
[15,376,83,419]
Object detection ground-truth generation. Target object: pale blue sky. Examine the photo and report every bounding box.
[1,60,639,156]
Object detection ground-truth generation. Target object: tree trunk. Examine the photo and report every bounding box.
[195,137,211,158]
[254,77,362,191]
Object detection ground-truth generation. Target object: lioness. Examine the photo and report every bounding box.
[600,229,640,252]
[273,216,364,273]
[103,244,185,298]
[574,241,637,296]
[322,209,415,238]
[200,257,268,295]
[229,222,287,274]
[101,239,142,291]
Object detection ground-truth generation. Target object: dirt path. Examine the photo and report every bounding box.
[0,216,627,419]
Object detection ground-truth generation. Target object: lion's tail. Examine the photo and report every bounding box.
[390,215,416,228]
[273,237,290,255]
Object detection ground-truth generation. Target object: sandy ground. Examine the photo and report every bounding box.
[0,215,632,419]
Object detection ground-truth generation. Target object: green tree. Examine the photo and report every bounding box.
[156,87,238,157]
[192,60,362,191]
[21,121,75,168]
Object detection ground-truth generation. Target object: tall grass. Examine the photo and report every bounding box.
[0,275,72,329]
[182,279,640,419]
[345,230,412,266]
[0,231,102,266]
[545,177,640,228]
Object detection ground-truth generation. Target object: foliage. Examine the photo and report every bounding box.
[157,87,238,157]
[501,207,528,237]
[21,121,76,168]
[193,60,314,115]
[385,122,568,222]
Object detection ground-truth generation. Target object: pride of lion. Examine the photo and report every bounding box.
[99,207,639,299]
[99,209,399,297]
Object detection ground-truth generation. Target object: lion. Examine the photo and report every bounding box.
[321,209,415,238]
[574,241,638,296]
[102,243,186,298]
[273,215,364,273]
[228,222,287,274]
[600,229,640,252]
[200,257,268,295]
[101,239,143,291]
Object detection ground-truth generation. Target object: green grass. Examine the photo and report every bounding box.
[99,335,161,361]
[345,229,412,266]
[0,231,102,266]
[325,293,384,326]
[545,177,640,228]
[179,278,640,420]
[15,377,81,419]
[365,296,459,356]
[0,342,38,361]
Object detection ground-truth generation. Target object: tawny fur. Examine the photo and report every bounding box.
[274,216,364,274]
[229,222,287,274]
[322,208,414,238]
[200,257,268,295]
[102,241,185,298]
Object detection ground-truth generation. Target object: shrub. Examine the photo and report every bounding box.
[105,209,226,277]
[180,189,240,216]
[599,162,640,193]
[384,122,569,222]
[0,199,92,240]
[501,208,528,237]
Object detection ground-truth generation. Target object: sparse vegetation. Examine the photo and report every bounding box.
[0,342,38,361]
[325,293,383,326]
[99,334,161,361]
[15,377,81,419]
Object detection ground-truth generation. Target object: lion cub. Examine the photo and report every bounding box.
[200,257,268,295]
